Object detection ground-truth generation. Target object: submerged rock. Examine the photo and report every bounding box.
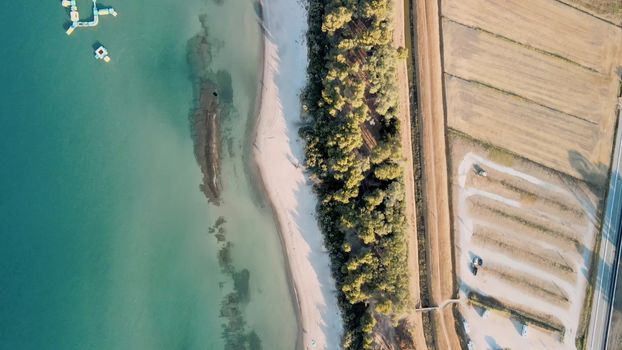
[187,15,224,205]
[193,80,223,204]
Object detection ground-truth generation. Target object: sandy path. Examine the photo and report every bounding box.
[412,0,460,348]
[453,150,597,348]
[253,0,343,349]
[392,0,428,348]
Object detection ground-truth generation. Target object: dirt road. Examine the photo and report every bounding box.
[412,0,461,348]
[392,0,428,348]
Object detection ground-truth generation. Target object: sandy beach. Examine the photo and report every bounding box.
[253,0,343,349]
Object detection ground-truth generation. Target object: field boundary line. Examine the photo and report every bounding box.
[441,17,600,74]
[444,73,599,126]
[447,129,605,188]
[553,0,622,28]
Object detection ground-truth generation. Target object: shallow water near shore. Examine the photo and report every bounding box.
[0,0,296,349]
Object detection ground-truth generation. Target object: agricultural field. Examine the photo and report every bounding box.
[442,19,620,128]
[442,0,622,73]
[437,0,622,349]
[449,134,600,349]
[559,0,622,26]
[445,76,607,182]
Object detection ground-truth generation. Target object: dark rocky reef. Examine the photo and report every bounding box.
[187,15,223,205]
[192,80,222,204]
[208,217,262,350]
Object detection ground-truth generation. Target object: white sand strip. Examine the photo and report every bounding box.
[253,0,343,349]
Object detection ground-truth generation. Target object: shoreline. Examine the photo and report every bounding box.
[247,6,305,345]
[243,3,305,349]
[251,0,343,349]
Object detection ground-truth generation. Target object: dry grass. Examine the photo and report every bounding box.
[495,179,584,217]
[449,133,601,349]
[468,196,582,249]
[467,168,588,225]
[442,19,620,125]
[444,75,610,181]
[472,228,576,282]
[440,0,621,344]
[558,0,622,26]
[483,263,570,307]
[442,0,622,72]
[467,292,565,335]
[488,148,514,167]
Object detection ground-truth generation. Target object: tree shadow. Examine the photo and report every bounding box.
[568,150,608,198]
[484,335,501,350]
[569,140,622,334]
[509,317,524,334]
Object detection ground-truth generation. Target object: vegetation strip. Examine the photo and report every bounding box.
[405,0,436,347]
[473,228,575,277]
[302,1,410,348]
[468,292,566,336]
[484,264,570,306]
[474,201,581,248]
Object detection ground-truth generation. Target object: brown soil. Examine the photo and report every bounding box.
[435,0,621,347]
[468,195,582,248]
[558,0,622,26]
[448,131,601,348]
[442,19,621,126]
[393,0,428,348]
[442,0,622,73]
[412,0,460,348]
[472,227,577,283]
[482,263,570,307]
[468,291,566,335]
[467,171,588,226]
[445,75,611,183]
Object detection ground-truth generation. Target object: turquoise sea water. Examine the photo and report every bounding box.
[0,0,296,349]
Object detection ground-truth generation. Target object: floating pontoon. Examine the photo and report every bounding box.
[62,0,117,35]
[94,45,111,63]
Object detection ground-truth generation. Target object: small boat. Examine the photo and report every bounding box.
[94,45,111,63]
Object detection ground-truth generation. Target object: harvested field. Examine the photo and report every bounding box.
[445,76,612,182]
[442,19,621,126]
[442,0,622,73]
[468,195,583,248]
[482,263,570,307]
[472,228,576,282]
[449,133,599,349]
[432,0,622,349]
[467,171,587,220]
[467,292,566,335]
[558,0,622,26]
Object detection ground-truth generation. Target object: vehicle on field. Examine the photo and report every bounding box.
[473,164,487,177]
